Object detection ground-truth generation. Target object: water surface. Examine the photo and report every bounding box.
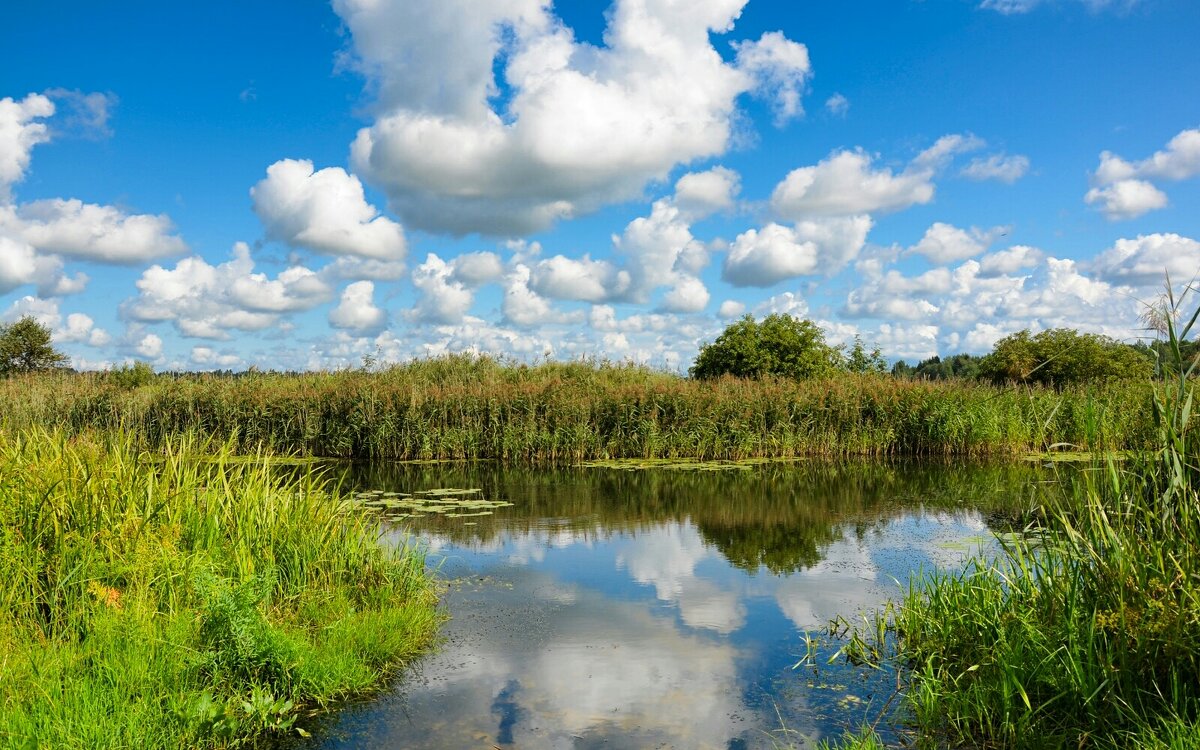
[310,461,1042,749]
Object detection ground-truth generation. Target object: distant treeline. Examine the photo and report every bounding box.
[0,356,1157,462]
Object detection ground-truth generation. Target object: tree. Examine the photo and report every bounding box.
[978,328,1152,386]
[845,335,887,374]
[893,353,985,381]
[0,316,68,375]
[690,314,841,380]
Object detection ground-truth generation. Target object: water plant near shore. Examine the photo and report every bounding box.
[0,359,1157,462]
[821,301,1200,748]
[0,429,439,748]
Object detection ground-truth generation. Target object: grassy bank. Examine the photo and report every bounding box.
[0,357,1157,461]
[0,430,439,748]
[826,324,1200,747]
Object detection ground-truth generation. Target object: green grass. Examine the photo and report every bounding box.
[822,309,1200,748]
[0,357,1159,462]
[0,429,439,749]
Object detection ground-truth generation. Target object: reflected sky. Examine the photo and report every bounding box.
[310,462,1031,749]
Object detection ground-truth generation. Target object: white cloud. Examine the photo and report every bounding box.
[504,264,579,328]
[329,280,387,332]
[530,254,628,303]
[0,93,54,199]
[825,93,849,117]
[124,242,332,339]
[979,245,1044,276]
[1086,128,1200,219]
[673,167,741,220]
[723,216,871,287]
[410,253,474,324]
[339,0,807,235]
[717,300,745,319]
[753,291,809,317]
[723,223,817,287]
[10,198,187,262]
[771,149,937,220]
[2,294,60,326]
[732,31,812,126]
[1090,233,1200,287]
[908,222,1003,264]
[451,251,505,287]
[961,153,1030,183]
[980,0,1143,14]
[660,275,710,313]
[190,346,243,369]
[57,312,111,347]
[0,233,85,296]
[1084,179,1169,220]
[135,333,163,359]
[251,159,406,260]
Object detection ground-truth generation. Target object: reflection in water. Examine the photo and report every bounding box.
[307,461,1044,749]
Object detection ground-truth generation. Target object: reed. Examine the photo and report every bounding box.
[0,358,1157,462]
[828,302,1200,748]
[0,429,439,748]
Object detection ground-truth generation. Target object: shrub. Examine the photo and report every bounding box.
[690,314,841,381]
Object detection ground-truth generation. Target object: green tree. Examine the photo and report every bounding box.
[844,335,887,374]
[0,316,68,375]
[690,314,841,380]
[978,328,1152,386]
[894,353,985,381]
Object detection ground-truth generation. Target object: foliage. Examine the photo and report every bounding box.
[978,327,1152,386]
[690,314,842,381]
[0,430,439,748]
[0,315,67,375]
[828,295,1200,749]
[892,353,984,381]
[844,336,887,374]
[107,360,156,389]
[0,356,1161,461]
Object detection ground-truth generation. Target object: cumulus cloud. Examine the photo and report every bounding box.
[1084,179,1169,220]
[338,0,808,235]
[732,31,813,125]
[660,275,710,313]
[1087,128,1200,219]
[961,153,1030,183]
[0,93,54,199]
[124,242,332,339]
[135,333,163,359]
[1090,233,1200,287]
[9,198,187,262]
[979,244,1044,276]
[673,167,741,220]
[908,222,1005,264]
[251,159,406,260]
[329,280,387,332]
[723,216,871,286]
[57,312,111,347]
[410,254,474,324]
[717,299,746,318]
[530,254,628,303]
[0,232,85,296]
[451,251,506,287]
[769,136,984,222]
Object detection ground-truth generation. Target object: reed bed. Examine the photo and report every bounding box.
[827,314,1200,748]
[0,357,1157,462]
[0,429,439,748]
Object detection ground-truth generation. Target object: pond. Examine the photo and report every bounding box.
[305,460,1047,749]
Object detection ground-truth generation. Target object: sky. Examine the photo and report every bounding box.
[1,0,1199,372]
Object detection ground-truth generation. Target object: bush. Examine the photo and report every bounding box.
[978,328,1152,386]
[690,314,841,380]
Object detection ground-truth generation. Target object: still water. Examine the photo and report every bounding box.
[310,460,1042,749]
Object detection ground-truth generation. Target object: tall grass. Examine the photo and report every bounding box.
[831,303,1200,748]
[0,359,1157,462]
[0,429,439,748]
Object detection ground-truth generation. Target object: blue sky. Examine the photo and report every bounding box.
[2,0,1199,371]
